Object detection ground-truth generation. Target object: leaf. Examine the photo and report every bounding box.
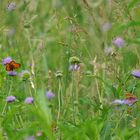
[122,50,138,71]
[116,21,140,34]
[128,0,140,9]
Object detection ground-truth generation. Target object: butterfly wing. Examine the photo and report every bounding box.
[5,60,21,71]
[10,61,21,69]
[6,63,12,71]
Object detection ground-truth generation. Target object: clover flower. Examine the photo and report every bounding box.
[25,97,34,104]
[6,95,16,102]
[2,57,12,65]
[132,70,140,78]
[7,71,17,76]
[46,91,55,100]
[112,93,137,106]
[113,37,125,48]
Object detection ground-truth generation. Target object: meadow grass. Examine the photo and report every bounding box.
[0,0,140,140]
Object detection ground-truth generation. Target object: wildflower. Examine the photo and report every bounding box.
[6,95,16,102]
[112,93,137,106]
[101,22,112,32]
[7,2,16,11]
[132,70,140,78]
[69,63,80,71]
[25,97,34,104]
[69,56,81,71]
[20,70,31,81]
[113,37,125,48]
[46,91,55,100]
[7,71,17,76]
[2,57,12,65]
[25,136,35,140]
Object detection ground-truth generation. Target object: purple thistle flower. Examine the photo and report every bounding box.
[132,70,140,78]
[101,22,112,32]
[46,91,55,100]
[25,136,35,140]
[25,97,34,104]
[113,37,125,48]
[7,71,17,76]
[2,57,12,65]
[7,2,16,11]
[69,64,80,71]
[6,95,16,102]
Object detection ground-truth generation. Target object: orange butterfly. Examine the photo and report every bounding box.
[6,60,21,71]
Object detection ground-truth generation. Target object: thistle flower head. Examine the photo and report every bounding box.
[25,136,35,140]
[7,2,16,11]
[69,64,80,71]
[69,56,81,71]
[24,97,34,104]
[7,71,17,76]
[6,95,16,102]
[113,37,125,48]
[132,70,140,78]
[46,91,55,100]
[2,57,12,65]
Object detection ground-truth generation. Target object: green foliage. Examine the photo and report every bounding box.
[0,0,140,140]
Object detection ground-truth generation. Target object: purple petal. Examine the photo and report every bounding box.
[7,2,16,11]
[25,97,34,104]
[69,64,80,71]
[113,37,125,48]
[132,70,140,78]
[6,95,16,102]
[25,136,35,140]
[7,71,17,76]
[46,91,55,100]
[2,57,12,65]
